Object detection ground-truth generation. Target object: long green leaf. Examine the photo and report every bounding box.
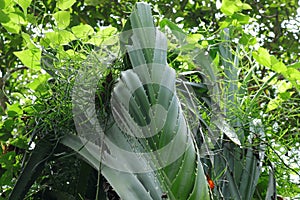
[61,134,163,200]
[9,138,57,200]
[265,166,277,200]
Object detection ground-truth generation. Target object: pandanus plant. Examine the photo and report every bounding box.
[63,2,210,200]
[64,3,268,200]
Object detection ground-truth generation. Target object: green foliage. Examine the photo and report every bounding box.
[220,0,251,16]
[0,0,299,199]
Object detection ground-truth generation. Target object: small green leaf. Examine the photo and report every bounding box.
[2,23,20,33]
[277,80,292,93]
[26,74,50,92]
[57,0,76,10]
[100,26,117,36]
[44,30,75,47]
[221,0,251,16]
[160,18,186,41]
[221,0,240,16]
[87,27,117,46]
[213,52,220,66]
[239,33,256,45]
[26,13,36,24]
[11,135,28,149]
[219,18,232,29]
[266,98,282,112]
[232,13,250,24]
[241,3,252,10]
[279,92,292,100]
[21,32,37,49]
[71,24,94,39]
[272,61,287,73]
[201,40,208,48]
[253,47,271,67]
[7,103,23,117]
[288,62,300,69]
[0,10,10,23]
[186,34,203,44]
[11,92,24,99]
[64,49,86,60]
[7,12,26,25]
[14,48,41,70]
[14,0,32,14]
[286,68,300,81]
[53,11,70,29]
[1,12,23,34]
[2,119,14,133]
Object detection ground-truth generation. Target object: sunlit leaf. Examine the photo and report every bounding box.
[272,61,287,74]
[71,24,94,39]
[221,0,251,16]
[57,0,76,10]
[2,22,20,33]
[1,12,26,33]
[44,30,75,47]
[7,12,26,24]
[7,103,23,117]
[287,68,300,81]
[53,11,70,29]
[266,98,282,112]
[288,62,300,69]
[14,0,31,14]
[277,80,292,93]
[26,74,50,92]
[14,48,41,69]
[86,27,117,46]
[253,47,271,67]
[186,34,203,44]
